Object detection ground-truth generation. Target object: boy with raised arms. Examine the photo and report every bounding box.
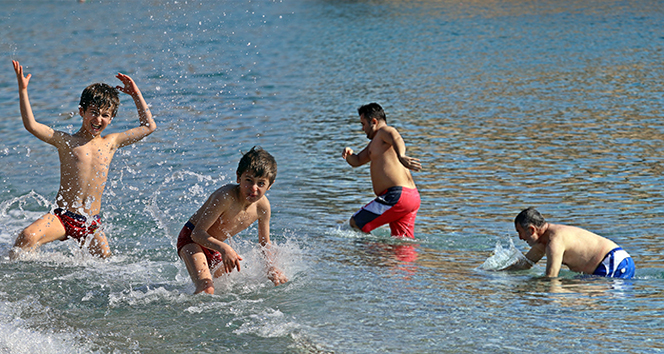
[10,60,157,259]
[342,103,422,238]
[176,147,288,294]
[510,207,635,278]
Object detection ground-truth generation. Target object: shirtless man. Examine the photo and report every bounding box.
[10,60,156,259]
[176,147,288,294]
[510,207,635,278]
[342,103,422,238]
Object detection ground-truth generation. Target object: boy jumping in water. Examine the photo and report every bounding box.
[10,60,157,259]
[342,103,422,238]
[176,147,288,294]
[509,207,635,278]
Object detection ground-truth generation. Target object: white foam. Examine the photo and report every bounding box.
[0,297,93,354]
[480,237,532,271]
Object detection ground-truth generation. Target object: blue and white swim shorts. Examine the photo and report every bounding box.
[592,247,635,279]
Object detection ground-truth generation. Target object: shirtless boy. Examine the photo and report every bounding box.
[176,147,288,294]
[510,207,635,279]
[10,60,156,259]
[342,103,422,238]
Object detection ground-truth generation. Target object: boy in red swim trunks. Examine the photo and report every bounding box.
[342,103,422,238]
[10,60,157,259]
[177,147,288,294]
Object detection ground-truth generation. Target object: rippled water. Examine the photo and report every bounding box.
[1,0,663,353]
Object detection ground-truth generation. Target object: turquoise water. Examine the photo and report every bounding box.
[1,0,664,352]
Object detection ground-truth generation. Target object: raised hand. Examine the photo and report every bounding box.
[115,73,139,96]
[12,60,31,90]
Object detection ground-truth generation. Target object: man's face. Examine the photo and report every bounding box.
[360,115,375,139]
[516,223,537,246]
[237,171,272,203]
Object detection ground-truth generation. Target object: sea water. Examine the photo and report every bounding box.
[1,0,663,353]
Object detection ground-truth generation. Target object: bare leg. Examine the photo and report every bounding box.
[10,213,66,259]
[179,243,214,294]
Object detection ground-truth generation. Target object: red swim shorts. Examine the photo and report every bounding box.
[176,221,223,270]
[352,186,420,238]
[53,208,101,242]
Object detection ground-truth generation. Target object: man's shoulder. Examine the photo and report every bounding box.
[377,124,398,135]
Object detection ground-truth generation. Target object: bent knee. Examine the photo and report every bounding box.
[15,228,41,247]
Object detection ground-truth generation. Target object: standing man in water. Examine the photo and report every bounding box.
[342,103,421,238]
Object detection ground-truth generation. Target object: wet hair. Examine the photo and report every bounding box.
[79,83,120,117]
[358,102,386,123]
[236,146,277,185]
[514,207,546,229]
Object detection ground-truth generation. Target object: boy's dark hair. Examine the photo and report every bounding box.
[358,102,386,123]
[79,83,120,117]
[515,207,546,229]
[236,146,277,185]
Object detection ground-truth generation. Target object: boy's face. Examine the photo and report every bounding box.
[79,105,114,137]
[237,170,272,203]
[360,115,377,139]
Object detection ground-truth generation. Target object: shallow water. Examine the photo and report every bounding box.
[1,0,664,353]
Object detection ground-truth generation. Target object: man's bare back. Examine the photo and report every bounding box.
[542,224,618,274]
[366,125,417,195]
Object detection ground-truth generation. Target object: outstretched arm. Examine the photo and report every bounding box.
[112,73,157,148]
[257,199,288,286]
[383,127,421,171]
[12,61,57,144]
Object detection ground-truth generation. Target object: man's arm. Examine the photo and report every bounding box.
[342,145,370,167]
[545,240,564,277]
[12,61,58,145]
[257,199,287,285]
[190,191,243,273]
[382,127,421,171]
[111,73,157,148]
[504,243,544,271]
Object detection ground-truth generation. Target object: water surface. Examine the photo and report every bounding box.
[1,0,663,353]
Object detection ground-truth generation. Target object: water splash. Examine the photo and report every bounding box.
[146,169,225,241]
[0,191,52,218]
[479,237,532,271]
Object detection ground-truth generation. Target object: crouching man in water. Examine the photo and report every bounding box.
[176,147,288,294]
[508,207,635,279]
